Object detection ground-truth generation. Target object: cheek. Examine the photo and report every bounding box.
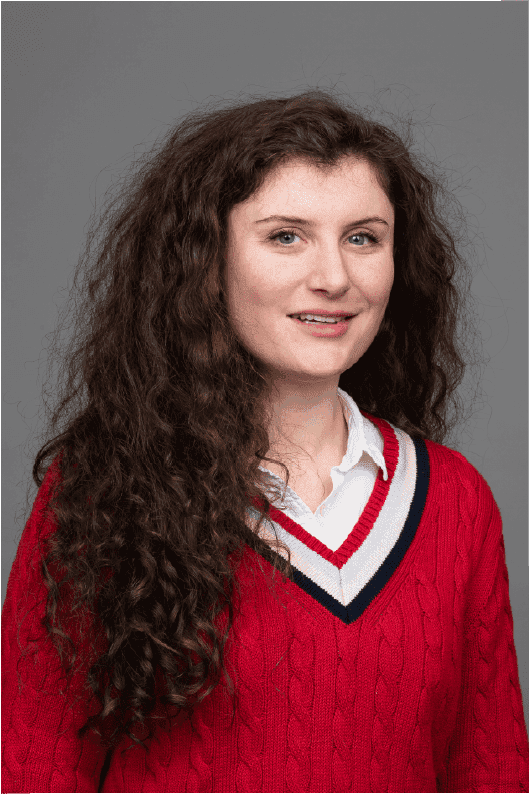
[235,262,280,310]
[233,286,266,326]
[364,266,394,307]
[246,285,265,306]
[371,285,392,307]
[367,262,394,308]
[227,260,258,308]
[228,269,271,330]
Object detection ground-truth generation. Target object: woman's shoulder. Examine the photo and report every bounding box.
[423,436,492,490]
[365,411,499,513]
[418,437,502,540]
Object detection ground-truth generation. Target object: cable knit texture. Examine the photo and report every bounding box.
[3,413,529,792]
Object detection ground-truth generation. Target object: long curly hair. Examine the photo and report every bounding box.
[22,87,485,758]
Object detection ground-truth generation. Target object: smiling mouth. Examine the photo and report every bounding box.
[289,314,354,324]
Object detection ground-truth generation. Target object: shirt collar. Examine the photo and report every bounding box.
[337,387,388,481]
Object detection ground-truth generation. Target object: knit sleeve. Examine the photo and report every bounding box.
[441,462,529,792]
[1,460,107,793]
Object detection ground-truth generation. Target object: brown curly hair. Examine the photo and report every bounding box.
[22,87,485,760]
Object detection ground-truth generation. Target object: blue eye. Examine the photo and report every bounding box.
[272,231,299,246]
[269,229,379,247]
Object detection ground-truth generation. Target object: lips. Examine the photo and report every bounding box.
[290,315,353,337]
[288,313,354,319]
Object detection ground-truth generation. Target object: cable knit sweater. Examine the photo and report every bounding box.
[2,412,529,793]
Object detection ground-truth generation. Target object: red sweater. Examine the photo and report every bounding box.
[3,413,529,792]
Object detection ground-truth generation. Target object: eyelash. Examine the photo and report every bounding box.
[267,228,381,248]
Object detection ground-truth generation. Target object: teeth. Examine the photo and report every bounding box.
[293,313,344,323]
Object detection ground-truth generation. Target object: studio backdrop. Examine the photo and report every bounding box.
[3,1,528,724]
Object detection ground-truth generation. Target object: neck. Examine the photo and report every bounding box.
[264,379,348,469]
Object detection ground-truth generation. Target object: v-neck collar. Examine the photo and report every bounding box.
[248,413,431,624]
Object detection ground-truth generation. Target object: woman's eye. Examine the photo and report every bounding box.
[270,230,378,247]
[349,233,377,246]
[272,231,300,246]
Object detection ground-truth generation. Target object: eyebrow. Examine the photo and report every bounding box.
[255,214,389,227]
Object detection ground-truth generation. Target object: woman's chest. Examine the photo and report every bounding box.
[286,471,334,513]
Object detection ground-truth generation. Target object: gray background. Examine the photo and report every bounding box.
[3,1,528,723]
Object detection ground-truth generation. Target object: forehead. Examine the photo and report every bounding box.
[233,156,393,222]
[266,155,381,186]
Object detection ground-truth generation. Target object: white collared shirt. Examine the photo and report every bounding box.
[257,387,388,552]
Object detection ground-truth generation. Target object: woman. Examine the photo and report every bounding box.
[3,89,528,793]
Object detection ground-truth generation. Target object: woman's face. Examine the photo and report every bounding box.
[225,155,395,387]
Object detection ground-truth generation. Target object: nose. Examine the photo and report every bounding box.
[306,244,351,296]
